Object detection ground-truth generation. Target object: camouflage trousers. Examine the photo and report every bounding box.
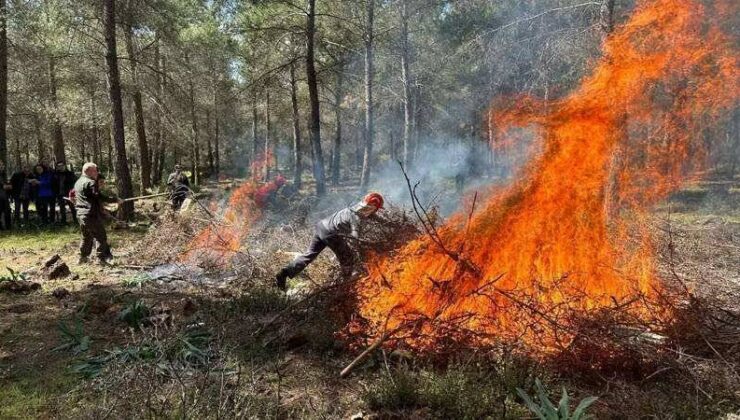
[79,216,110,261]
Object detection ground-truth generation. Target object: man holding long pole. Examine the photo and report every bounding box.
[74,162,121,265]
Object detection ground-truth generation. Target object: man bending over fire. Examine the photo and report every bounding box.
[275,192,384,291]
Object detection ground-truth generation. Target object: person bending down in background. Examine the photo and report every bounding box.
[167,164,191,210]
[274,192,385,291]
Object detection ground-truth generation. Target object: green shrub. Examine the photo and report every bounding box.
[53,317,91,355]
[121,273,151,288]
[364,368,420,411]
[420,368,501,419]
[516,379,598,420]
[118,300,151,329]
[0,267,27,282]
[172,327,212,367]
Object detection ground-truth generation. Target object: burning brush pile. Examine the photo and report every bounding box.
[181,155,287,269]
[135,153,287,270]
[346,0,739,365]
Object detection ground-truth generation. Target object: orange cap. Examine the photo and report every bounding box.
[363,192,384,209]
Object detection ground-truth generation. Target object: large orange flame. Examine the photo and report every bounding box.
[353,0,738,352]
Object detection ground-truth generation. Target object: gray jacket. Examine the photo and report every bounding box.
[316,207,360,240]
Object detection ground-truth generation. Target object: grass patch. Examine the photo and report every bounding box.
[0,223,148,252]
[0,226,80,251]
[236,286,290,314]
[364,363,533,419]
[0,366,79,419]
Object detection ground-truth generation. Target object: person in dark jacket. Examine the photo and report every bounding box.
[54,161,78,224]
[274,192,385,291]
[74,162,121,265]
[32,164,56,225]
[166,164,190,210]
[0,161,11,230]
[9,165,33,225]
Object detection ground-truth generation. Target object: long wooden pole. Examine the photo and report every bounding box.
[120,192,170,202]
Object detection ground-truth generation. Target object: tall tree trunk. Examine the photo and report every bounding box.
[189,78,200,185]
[306,0,326,196]
[13,132,20,169]
[106,123,113,175]
[153,35,166,185]
[599,0,615,41]
[601,0,622,223]
[213,90,220,174]
[90,90,102,165]
[35,114,44,161]
[0,0,6,170]
[205,109,214,174]
[412,85,421,161]
[400,0,413,168]
[103,0,134,217]
[124,23,151,191]
[157,139,166,182]
[389,128,395,160]
[359,0,375,191]
[24,136,29,166]
[49,56,66,164]
[331,70,343,186]
[289,62,302,189]
[251,93,259,163]
[78,125,86,162]
[264,90,271,179]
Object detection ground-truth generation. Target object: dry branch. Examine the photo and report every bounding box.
[340,330,395,378]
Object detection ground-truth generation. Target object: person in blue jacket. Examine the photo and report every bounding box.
[32,164,56,225]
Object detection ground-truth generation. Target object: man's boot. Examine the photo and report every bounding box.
[78,256,89,264]
[275,269,289,291]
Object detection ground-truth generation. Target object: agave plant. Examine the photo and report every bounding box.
[53,317,91,355]
[516,379,598,420]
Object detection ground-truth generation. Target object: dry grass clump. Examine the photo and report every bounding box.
[666,295,740,362]
[133,211,209,265]
[65,325,283,419]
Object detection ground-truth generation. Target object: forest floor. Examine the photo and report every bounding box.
[0,175,739,419]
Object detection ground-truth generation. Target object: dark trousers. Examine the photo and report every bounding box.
[13,198,30,224]
[56,196,77,224]
[36,196,55,224]
[172,194,186,210]
[79,216,110,260]
[283,234,355,279]
[0,198,10,230]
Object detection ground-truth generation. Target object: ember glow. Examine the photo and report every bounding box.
[353,0,738,351]
[181,152,285,266]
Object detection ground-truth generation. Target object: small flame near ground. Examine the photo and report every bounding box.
[181,151,285,266]
[351,0,738,353]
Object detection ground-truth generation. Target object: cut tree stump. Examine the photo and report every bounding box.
[42,255,72,280]
[44,254,61,268]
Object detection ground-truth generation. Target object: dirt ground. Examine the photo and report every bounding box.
[1,177,738,419]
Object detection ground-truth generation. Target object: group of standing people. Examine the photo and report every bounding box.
[0,160,78,230]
